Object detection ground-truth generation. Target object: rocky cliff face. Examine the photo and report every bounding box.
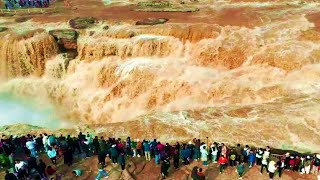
[0,2,320,152]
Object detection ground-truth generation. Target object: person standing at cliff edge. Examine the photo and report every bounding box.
[312,154,320,175]
[218,155,228,174]
[268,160,277,180]
[200,145,209,166]
[161,158,170,179]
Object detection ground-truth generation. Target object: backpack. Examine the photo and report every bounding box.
[315,158,320,166]
[230,154,236,161]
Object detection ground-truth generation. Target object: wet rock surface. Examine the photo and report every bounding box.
[69,17,96,29]
[49,29,78,51]
[136,18,169,25]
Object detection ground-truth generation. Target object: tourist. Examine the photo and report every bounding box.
[131,139,137,157]
[263,147,271,160]
[289,156,295,170]
[154,146,161,165]
[221,143,227,157]
[173,147,180,169]
[248,150,256,168]
[256,148,263,166]
[47,147,57,164]
[95,162,109,179]
[5,170,18,180]
[211,143,218,163]
[284,152,290,169]
[181,146,191,165]
[194,139,201,161]
[119,152,126,170]
[143,140,151,161]
[236,161,245,179]
[164,143,171,158]
[82,139,90,158]
[299,156,305,173]
[99,137,107,154]
[161,158,170,179]
[14,160,26,173]
[26,153,37,173]
[63,147,73,166]
[268,160,277,180]
[260,153,269,174]
[197,168,206,180]
[200,145,208,166]
[243,145,250,163]
[46,165,56,176]
[235,144,243,163]
[277,158,285,177]
[305,156,312,174]
[294,155,301,172]
[150,139,157,158]
[218,155,228,174]
[93,136,100,154]
[0,152,10,169]
[42,133,49,152]
[312,154,320,175]
[110,144,118,164]
[38,159,47,178]
[136,139,142,157]
[229,149,237,167]
[26,138,37,158]
[187,141,195,162]
[48,135,56,148]
[125,137,132,157]
[191,166,199,180]
[98,148,106,166]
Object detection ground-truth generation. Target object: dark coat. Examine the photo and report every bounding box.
[161,160,170,173]
[119,154,125,165]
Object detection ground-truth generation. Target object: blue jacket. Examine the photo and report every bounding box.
[181,149,191,159]
[47,149,57,158]
[143,142,151,152]
[248,153,256,162]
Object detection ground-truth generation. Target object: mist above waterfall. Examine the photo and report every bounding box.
[0,92,70,129]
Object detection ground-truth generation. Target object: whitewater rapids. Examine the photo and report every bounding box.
[0,12,320,152]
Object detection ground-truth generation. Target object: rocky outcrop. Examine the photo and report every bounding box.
[15,17,31,23]
[69,17,96,29]
[136,18,169,25]
[49,29,78,51]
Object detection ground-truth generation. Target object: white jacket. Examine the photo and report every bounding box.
[268,161,277,173]
[42,136,48,146]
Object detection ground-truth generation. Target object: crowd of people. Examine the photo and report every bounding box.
[0,133,319,180]
[4,0,51,9]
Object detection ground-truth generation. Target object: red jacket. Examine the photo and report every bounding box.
[157,143,165,152]
[218,156,228,164]
[294,158,300,166]
[289,159,295,166]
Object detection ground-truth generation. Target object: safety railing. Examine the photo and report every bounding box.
[270,153,284,160]
[0,7,56,14]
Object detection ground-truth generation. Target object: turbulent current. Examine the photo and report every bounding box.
[0,2,320,152]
